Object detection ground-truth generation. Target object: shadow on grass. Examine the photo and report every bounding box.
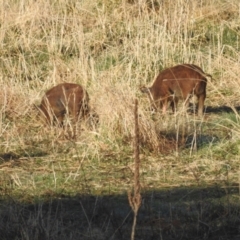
[1,185,240,240]
[0,149,49,164]
[205,105,240,114]
[186,104,240,115]
[157,104,240,153]
[158,131,220,154]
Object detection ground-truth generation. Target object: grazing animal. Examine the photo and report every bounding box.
[38,83,92,137]
[140,64,210,116]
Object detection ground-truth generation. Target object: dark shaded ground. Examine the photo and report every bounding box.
[204,105,240,114]
[1,185,240,240]
[187,104,240,115]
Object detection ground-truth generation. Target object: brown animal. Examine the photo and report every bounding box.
[38,83,91,136]
[140,64,210,116]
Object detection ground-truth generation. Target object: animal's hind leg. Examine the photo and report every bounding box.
[197,93,206,116]
[161,99,169,114]
[69,104,80,139]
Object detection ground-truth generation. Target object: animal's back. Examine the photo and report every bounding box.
[45,83,85,101]
[141,64,209,116]
[39,83,89,125]
[151,64,207,99]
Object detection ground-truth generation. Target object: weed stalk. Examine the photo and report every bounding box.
[128,99,141,240]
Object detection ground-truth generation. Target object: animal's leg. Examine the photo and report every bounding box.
[170,97,179,113]
[197,93,206,116]
[72,112,78,139]
[162,99,168,114]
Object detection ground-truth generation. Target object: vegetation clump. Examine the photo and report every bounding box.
[1,0,240,239]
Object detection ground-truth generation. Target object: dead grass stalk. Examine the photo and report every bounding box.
[128,99,141,240]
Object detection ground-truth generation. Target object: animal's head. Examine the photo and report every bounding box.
[82,108,99,130]
[139,85,158,111]
[80,90,90,116]
[33,100,55,126]
[139,85,151,94]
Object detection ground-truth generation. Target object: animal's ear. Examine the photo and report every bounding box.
[139,86,149,93]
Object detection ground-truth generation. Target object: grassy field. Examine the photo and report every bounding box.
[1,0,240,239]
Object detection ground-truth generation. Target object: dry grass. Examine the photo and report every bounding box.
[1,0,240,239]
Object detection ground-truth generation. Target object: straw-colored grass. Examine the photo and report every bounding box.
[1,0,240,239]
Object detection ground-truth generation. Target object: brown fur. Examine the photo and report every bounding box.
[140,64,210,116]
[38,83,90,134]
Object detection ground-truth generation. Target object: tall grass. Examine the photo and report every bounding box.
[1,0,240,238]
[0,0,240,194]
